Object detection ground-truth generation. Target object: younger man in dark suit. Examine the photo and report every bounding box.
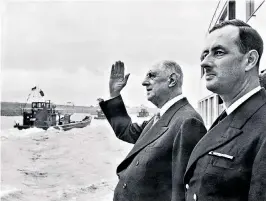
[99,60,206,201]
[184,19,266,201]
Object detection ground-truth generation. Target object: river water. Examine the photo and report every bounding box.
[1,114,150,201]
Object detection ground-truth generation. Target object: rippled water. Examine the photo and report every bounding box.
[1,114,150,201]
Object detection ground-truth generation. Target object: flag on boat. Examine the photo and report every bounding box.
[39,90,45,97]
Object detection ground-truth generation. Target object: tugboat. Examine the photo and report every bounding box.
[14,100,57,130]
[94,109,106,119]
[14,87,92,131]
[137,108,149,117]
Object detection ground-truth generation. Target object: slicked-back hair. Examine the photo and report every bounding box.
[160,60,183,87]
[209,19,264,67]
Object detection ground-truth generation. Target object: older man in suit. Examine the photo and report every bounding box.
[184,19,266,201]
[99,60,206,201]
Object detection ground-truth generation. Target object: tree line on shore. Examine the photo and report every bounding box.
[1,102,157,116]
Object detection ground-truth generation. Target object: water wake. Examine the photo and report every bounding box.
[0,186,23,201]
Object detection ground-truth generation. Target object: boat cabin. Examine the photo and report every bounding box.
[22,100,57,129]
[137,108,149,117]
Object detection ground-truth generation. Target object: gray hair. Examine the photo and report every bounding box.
[160,60,183,87]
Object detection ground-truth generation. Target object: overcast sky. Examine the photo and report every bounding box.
[1,0,218,107]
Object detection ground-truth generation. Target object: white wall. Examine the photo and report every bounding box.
[248,2,266,72]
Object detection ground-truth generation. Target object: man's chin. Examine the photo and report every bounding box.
[206,82,218,93]
[147,96,152,101]
[147,95,155,102]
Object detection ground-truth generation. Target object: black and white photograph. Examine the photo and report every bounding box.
[1,0,266,200]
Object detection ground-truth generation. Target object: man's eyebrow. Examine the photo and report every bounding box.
[200,45,228,60]
[200,50,208,61]
[147,70,157,74]
[211,45,227,51]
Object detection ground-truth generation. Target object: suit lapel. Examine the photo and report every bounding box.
[185,115,242,177]
[126,98,188,159]
[185,89,266,178]
[139,116,155,138]
[117,98,189,172]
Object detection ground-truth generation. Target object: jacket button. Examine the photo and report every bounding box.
[123,183,127,189]
[193,193,197,201]
[136,160,139,166]
[185,184,189,190]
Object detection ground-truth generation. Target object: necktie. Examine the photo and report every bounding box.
[153,112,161,126]
[218,110,227,123]
[210,110,227,130]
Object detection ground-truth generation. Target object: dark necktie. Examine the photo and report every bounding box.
[153,112,161,126]
[218,110,227,123]
[209,110,227,130]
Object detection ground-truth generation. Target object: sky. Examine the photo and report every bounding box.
[1,0,218,108]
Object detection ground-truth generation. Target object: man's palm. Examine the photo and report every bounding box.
[109,61,130,98]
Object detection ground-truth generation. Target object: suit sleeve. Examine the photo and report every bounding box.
[248,136,266,200]
[171,118,207,201]
[99,95,149,144]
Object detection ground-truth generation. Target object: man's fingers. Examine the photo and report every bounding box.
[115,61,124,77]
[124,73,130,84]
[114,61,119,75]
[119,61,125,77]
[111,61,126,78]
[110,64,115,78]
[111,62,119,78]
[116,61,121,74]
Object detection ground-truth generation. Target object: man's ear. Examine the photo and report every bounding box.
[245,50,259,71]
[168,73,179,87]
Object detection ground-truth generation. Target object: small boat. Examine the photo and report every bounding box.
[137,108,149,117]
[94,109,106,119]
[14,99,92,131]
[14,87,92,131]
[53,115,92,131]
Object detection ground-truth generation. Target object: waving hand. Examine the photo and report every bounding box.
[109,61,130,98]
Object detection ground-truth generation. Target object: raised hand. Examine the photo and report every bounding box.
[109,61,130,98]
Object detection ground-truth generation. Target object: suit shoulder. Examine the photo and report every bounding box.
[176,103,204,123]
[250,103,266,128]
[170,106,205,131]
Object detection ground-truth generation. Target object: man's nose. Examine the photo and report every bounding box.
[142,78,149,86]
[200,55,213,70]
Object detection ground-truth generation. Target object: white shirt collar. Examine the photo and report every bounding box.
[225,86,261,115]
[160,94,184,117]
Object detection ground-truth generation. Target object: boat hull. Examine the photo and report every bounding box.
[53,118,91,131]
[14,124,49,130]
[94,116,106,119]
[14,116,92,131]
[137,115,149,117]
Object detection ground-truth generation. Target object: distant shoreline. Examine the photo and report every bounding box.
[1,101,157,117]
[1,101,98,116]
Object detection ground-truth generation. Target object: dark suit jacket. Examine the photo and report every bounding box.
[184,89,266,201]
[100,95,206,201]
